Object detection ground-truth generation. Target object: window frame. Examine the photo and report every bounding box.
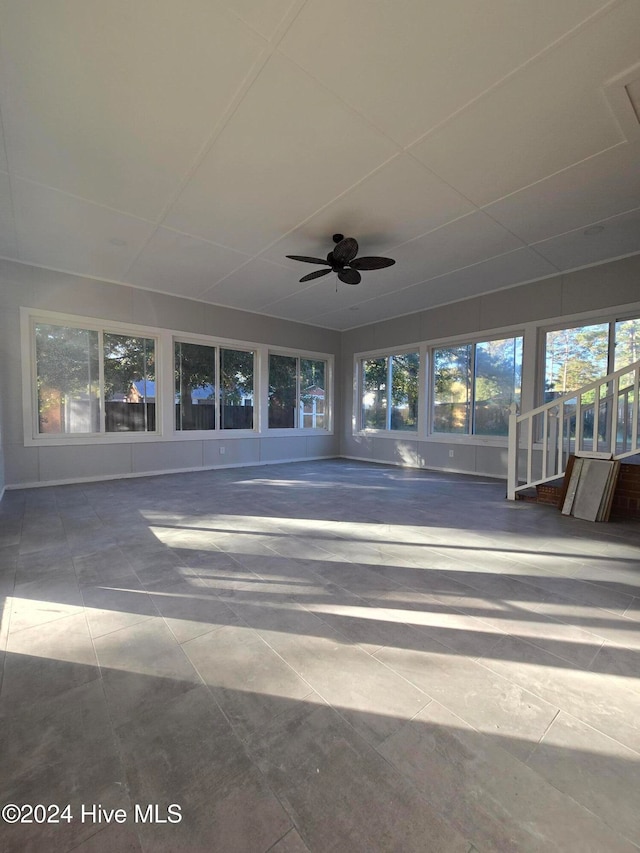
[21,310,333,446]
[539,312,640,407]
[430,333,523,438]
[24,310,162,444]
[266,347,333,434]
[172,335,258,436]
[358,348,422,434]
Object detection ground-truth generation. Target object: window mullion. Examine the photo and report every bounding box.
[98,329,106,434]
[607,321,616,374]
[386,357,392,430]
[215,347,221,431]
[296,358,301,428]
[470,343,476,435]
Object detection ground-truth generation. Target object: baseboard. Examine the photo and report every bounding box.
[4,454,341,491]
[341,453,505,481]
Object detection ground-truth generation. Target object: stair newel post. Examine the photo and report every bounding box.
[548,406,559,479]
[507,402,519,500]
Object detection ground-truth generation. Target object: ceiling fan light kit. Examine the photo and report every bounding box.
[287,234,395,285]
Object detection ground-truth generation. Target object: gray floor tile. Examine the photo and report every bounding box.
[229,599,431,746]
[374,642,559,762]
[526,711,640,845]
[377,699,638,853]
[150,579,238,643]
[3,612,99,704]
[2,459,639,851]
[94,618,202,726]
[82,581,159,639]
[248,700,468,853]
[478,635,640,753]
[268,828,311,852]
[183,623,312,740]
[116,686,291,853]
[0,679,128,852]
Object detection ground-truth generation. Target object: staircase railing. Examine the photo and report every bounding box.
[507,359,640,500]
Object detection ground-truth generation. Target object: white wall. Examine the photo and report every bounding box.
[2,254,640,492]
[340,255,640,479]
[0,260,341,488]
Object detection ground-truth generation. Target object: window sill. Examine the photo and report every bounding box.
[355,430,508,446]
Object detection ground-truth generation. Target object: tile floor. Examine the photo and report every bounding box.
[1,459,639,852]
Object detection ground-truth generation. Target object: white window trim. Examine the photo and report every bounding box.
[172,335,259,438]
[267,347,334,434]
[22,308,163,446]
[430,333,524,439]
[357,345,422,436]
[538,309,640,408]
[21,308,334,446]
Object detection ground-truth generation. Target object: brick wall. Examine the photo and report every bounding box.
[611,462,640,519]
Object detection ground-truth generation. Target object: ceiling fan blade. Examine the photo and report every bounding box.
[338,268,361,285]
[350,256,396,271]
[286,255,331,266]
[332,237,358,264]
[300,268,332,283]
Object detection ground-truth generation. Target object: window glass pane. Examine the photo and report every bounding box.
[269,354,297,428]
[614,318,640,371]
[175,341,216,431]
[544,323,608,403]
[362,358,387,428]
[221,348,254,430]
[390,353,419,431]
[35,324,100,434]
[474,337,522,435]
[433,345,471,433]
[104,334,156,432]
[300,358,326,429]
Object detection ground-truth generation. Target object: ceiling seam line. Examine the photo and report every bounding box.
[404,0,624,149]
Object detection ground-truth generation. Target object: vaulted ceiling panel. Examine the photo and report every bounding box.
[0,171,17,258]
[127,227,250,298]
[278,0,613,147]
[484,140,640,244]
[12,178,155,280]
[0,0,265,219]
[260,154,476,265]
[220,0,300,39]
[532,207,640,271]
[199,257,300,312]
[0,1,638,329]
[165,54,397,253]
[410,1,640,205]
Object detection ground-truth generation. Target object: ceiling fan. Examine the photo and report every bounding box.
[286,234,395,285]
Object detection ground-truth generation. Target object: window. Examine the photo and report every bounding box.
[104,333,156,432]
[300,358,326,429]
[220,348,254,430]
[268,353,327,429]
[544,323,608,403]
[175,341,216,430]
[543,317,640,451]
[35,322,157,435]
[544,317,640,401]
[433,336,522,436]
[35,324,100,434]
[361,352,419,431]
[433,345,471,434]
[174,343,255,431]
[614,317,640,371]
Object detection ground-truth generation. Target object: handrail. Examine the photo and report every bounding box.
[507,359,640,500]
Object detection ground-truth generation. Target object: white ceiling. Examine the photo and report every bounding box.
[1,0,639,331]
